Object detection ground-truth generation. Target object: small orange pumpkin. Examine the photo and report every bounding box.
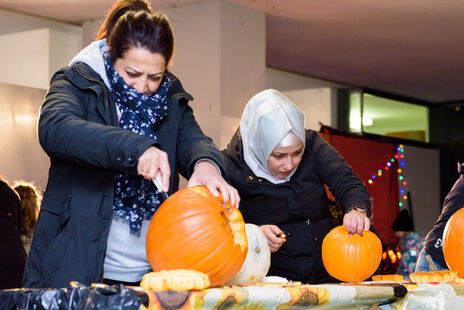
[322,226,382,282]
[146,186,248,287]
[443,207,464,277]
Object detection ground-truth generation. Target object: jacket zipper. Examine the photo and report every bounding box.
[71,65,111,283]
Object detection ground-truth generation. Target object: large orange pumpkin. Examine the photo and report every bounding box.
[443,207,464,277]
[146,186,248,286]
[322,226,382,282]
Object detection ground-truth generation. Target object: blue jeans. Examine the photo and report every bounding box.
[415,249,447,272]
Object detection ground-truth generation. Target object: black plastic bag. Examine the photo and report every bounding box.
[0,282,145,310]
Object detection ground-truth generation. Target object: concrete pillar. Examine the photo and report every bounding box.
[165,0,266,147]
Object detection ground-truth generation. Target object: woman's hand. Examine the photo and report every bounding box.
[260,225,286,253]
[137,146,171,192]
[343,208,370,236]
[187,160,240,208]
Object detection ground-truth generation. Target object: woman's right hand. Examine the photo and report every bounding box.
[260,225,286,253]
[137,146,171,192]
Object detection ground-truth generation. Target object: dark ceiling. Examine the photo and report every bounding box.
[1,0,463,103]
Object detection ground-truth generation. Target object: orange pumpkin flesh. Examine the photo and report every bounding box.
[146,186,247,287]
[322,226,382,282]
[372,274,404,282]
[443,207,464,277]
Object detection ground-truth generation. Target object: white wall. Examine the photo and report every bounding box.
[82,19,102,46]
[163,1,223,144]
[401,145,441,235]
[0,9,82,88]
[0,28,82,90]
[0,9,82,188]
[49,28,83,75]
[266,67,345,131]
[220,1,266,146]
[266,67,348,91]
[281,88,337,131]
[0,29,50,89]
[0,9,81,36]
[0,82,48,189]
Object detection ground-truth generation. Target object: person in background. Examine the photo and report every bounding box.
[391,209,423,278]
[222,89,371,284]
[24,0,238,289]
[415,163,464,272]
[13,182,41,255]
[0,177,27,289]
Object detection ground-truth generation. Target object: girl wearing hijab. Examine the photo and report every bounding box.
[222,89,371,284]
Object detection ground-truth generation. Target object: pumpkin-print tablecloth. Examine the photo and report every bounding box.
[140,282,407,309]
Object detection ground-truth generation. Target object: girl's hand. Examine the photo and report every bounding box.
[260,224,286,253]
[343,208,370,235]
[188,160,240,208]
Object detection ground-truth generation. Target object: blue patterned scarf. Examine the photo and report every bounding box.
[104,54,170,235]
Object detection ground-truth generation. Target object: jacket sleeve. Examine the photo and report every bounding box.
[310,131,372,215]
[174,99,225,179]
[38,70,155,173]
[434,176,464,229]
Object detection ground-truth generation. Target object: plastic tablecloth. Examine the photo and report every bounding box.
[139,282,407,309]
[0,281,405,310]
[0,282,144,309]
[8,281,464,309]
[382,283,464,310]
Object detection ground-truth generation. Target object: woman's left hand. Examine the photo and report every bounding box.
[343,208,370,236]
[188,160,240,208]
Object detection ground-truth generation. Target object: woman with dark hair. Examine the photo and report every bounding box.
[23,1,239,288]
[0,177,27,289]
[96,0,153,40]
[222,89,371,284]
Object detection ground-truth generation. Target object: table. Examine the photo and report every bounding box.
[4,281,464,309]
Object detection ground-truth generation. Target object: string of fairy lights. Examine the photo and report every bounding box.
[366,144,408,208]
[365,144,408,267]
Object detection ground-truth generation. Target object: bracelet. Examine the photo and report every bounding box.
[353,207,368,216]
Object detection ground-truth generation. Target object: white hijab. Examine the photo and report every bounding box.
[240,89,306,184]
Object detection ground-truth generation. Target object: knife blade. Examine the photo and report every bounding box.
[152,174,169,200]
